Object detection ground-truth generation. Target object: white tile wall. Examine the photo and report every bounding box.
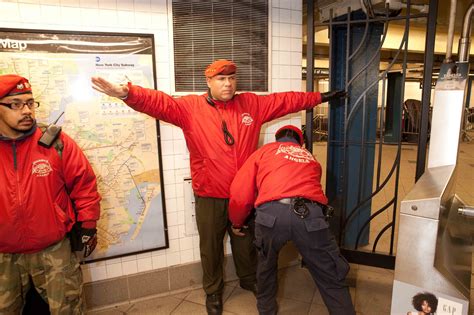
[137,256,153,272]
[180,249,194,264]
[151,253,167,269]
[98,0,115,10]
[106,262,123,278]
[0,0,304,283]
[122,259,138,275]
[165,252,180,266]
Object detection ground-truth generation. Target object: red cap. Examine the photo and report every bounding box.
[0,75,32,99]
[205,59,237,77]
[275,125,304,145]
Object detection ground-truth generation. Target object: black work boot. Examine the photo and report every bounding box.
[206,294,223,315]
[240,282,258,296]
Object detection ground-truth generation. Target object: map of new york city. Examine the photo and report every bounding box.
[0,46,166,261]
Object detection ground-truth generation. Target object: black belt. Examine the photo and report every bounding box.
[276,197,314,205]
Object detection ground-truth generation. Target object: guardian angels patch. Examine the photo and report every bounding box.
[241,113,254,126]
[17,82,30,90]
[32,159,53,177]
[275,144,315,163]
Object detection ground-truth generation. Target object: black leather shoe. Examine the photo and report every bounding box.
[206,294,223,315]
[240,282,258,296]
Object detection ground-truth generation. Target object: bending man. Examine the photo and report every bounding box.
[229,125,355,315]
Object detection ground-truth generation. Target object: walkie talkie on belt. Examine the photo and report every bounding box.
[322,204,334,221]
[38,112,64,148]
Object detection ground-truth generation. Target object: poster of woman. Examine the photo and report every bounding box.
[407,292,438,315]
[391,280,467,315]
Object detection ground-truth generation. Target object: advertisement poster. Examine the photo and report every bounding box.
[391,280,469,315]
[0,29,168,262]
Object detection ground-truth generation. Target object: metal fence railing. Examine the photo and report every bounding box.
[310,101,467,143]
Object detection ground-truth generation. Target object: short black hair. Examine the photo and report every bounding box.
[275,129,302,144]
[412,292,438,312]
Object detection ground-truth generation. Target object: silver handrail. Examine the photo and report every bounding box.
[458,206,474,217]
[459,1,474,62]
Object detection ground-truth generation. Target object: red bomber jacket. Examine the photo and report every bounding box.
[0,126,101,253]
[124,86,322,198]
[228,140,328,228]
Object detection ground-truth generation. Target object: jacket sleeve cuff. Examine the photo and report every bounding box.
[315,92,322,106]
[81,221,97,229]
[118,82,133,100]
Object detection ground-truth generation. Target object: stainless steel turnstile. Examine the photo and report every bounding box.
[390,2,473,314]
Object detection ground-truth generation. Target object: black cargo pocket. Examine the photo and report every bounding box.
[255,211,276,228]
[253,237,266,257]
[304,217,329,232]
[328,250,350,281]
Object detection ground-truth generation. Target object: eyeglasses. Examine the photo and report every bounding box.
[0,100,40,110]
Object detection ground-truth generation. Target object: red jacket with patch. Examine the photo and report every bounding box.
[125,86,322,198]
[0,126,101,254]
[228,140,328,227]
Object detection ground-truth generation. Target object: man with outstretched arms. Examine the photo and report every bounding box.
[91,60,345,315]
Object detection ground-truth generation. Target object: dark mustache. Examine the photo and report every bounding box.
[19,117,33,123]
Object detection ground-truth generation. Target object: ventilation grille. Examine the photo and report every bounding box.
[172,0,268,92]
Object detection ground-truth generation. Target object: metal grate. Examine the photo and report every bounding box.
[307,0,435,269]
[172,0,268,92]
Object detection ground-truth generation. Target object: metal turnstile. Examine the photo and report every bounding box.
[390,2,473,313]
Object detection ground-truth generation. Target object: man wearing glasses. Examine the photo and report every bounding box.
[0,74,101,314]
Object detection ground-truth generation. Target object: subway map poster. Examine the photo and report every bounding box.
[0,29,168,262]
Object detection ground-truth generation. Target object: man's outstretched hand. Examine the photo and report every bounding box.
[91,76,129,99]
[321,90,347,103]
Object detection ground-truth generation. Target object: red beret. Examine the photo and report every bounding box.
[205,59,237,77]
[276,125,304,145]
[0,75,32,99]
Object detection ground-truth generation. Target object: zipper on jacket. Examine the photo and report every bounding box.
[13,140,25,250]
[12,141,17,170]
[12,141,23,206]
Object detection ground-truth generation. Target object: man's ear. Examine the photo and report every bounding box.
[206,77,212,88]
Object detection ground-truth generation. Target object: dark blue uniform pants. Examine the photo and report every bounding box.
[254,200,355,315]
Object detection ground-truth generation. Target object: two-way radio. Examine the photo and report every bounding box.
[38,112,65,148]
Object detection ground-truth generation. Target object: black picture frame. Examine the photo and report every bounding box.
[0,27,169,263]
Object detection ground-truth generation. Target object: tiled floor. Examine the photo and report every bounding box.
[87,263,393,315]
[87,134,474,315]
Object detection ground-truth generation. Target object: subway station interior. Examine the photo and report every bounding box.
[0,0,473,314]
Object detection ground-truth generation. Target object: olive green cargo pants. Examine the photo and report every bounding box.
[0,238,83,315]
[195,196,257,295]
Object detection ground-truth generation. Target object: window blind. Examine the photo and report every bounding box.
[172,0,268,92]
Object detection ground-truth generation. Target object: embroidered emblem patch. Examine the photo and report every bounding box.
[16,82,30,90]
[241,113,254,126]
[32,159,53,177]
[275,144,315,163]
